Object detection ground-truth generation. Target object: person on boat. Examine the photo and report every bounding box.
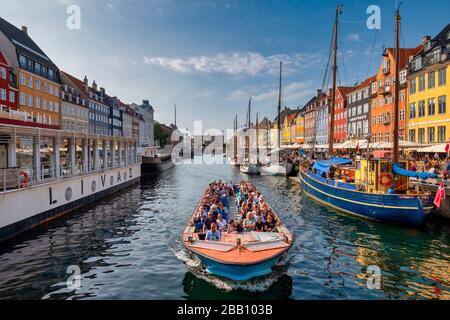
[205,223,221,241]
[243,212,256,231]
[203,212,216,233]
[240,202,248,219]
[217,202,228,217]
[255,216,265,232]
[264,215,276,232]
[228,220,244,233]
[216,214,228,232]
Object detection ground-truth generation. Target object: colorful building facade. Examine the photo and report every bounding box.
[371,46,422,143]
[346,76,376,141]
[0,18,61,129]
[407,25,450,144]
[0,49,18,119]
[332,86,354,143]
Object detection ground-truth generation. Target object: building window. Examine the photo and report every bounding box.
[400,109,405,121]
[19,92,25,105]
[418,100,425,117]
[0,89,6,101]
[400,90,405,102]
[9,91,15,103]
[55,102,59,113]
[378,132,382,142]
[372,116,376,125]
[439,96,447,114]
[0,67,6,79]
[49,101,53,112]
[409,129,416,142]
[418,75,425,92]
[439,68,447,86]
[19,74,25,85]
[427,127,435,144]
[400,70,407,84]
[438,126,446,143]
[372,99,376,108]
[410,78,416,94]
[428,71,436,89]
[35,97,40,109]
[35,79,40,91]
[418,128,425,144]
[384,132,390,142]
[43,99,47,110]
[27,95,33,107]
[428,98,435,116]
[410,102,416,118]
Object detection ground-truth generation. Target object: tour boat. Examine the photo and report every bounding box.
[182,188,293,281]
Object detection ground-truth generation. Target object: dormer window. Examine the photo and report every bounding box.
[425,41,431,52]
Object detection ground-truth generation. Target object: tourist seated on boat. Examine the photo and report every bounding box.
[228,220,244,233]
[265,215,276,232]
[254,210,265,223]
[240,202,249,218]
[203,212,216,232]
[206,223,221,241]
[243,212,256,231]
[217,202,228,217]
[216,214,227,232]
[255,216,265,232]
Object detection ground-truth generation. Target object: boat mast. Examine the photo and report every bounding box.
[329,4,342,155]
[393,8,401,165]
[256,112,259,163]
[277,62,282,149]
[234,114,238,161]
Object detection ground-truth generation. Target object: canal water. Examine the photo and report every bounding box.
[0,159,449,300]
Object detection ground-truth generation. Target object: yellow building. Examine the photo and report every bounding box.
[295,111,305,145]
[407,26,450,144]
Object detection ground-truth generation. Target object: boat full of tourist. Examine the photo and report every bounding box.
[182,181,293,281]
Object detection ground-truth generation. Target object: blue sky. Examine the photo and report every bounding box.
[1,0,449,133]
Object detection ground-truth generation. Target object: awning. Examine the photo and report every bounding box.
[416,143,447,153]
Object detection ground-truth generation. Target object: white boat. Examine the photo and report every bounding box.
[260,163,287,176]
[240,164,261,175]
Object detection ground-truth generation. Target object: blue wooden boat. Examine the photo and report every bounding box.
[182,189,293,281]
[299,158,435,227]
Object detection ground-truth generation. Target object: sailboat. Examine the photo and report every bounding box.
[230,115,239,167]
[299,5,435,226]
[260,62,292,176]
[240,98,261,174]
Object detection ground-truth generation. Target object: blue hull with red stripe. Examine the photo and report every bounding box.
[299,170,434,227]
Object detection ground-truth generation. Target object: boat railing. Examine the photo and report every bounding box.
[0,159,140,194]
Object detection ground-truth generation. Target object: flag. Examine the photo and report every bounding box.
[434,180,446,208]
[446,141,450,154]
[355,143,360,154]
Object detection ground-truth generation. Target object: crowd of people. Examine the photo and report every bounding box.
[192,180,280,241]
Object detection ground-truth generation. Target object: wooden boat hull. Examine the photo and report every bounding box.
[194,251,285,281]
[299,170,433,226]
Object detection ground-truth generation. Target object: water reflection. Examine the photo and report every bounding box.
[0,161,448,300]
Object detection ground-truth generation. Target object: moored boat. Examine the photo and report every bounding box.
[240,163,261,175]
[182,182,293,281]
[299,157,435,226]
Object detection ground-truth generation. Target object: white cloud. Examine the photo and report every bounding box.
[107,3,114,9]
[143,52,322,76]
[253,81,315,104]
[346,33,361,42]
[227,89,248,101]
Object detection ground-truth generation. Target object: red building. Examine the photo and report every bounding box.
[331,86,354,143]
[0,49,18,121]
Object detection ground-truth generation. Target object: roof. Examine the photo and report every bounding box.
[0,17,58,70]
[348,75,377,93]
[433,23,450,47]
[385,46,423,69]
[337,86,355,97]
[0,49,9,66]
[61,71,86,92]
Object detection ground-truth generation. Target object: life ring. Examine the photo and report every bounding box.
[378,173,392,187]
[19,171,29,188]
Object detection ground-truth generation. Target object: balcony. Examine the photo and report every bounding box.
[378,85,391,95]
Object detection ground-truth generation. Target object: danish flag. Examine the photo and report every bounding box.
[434,181,446,209]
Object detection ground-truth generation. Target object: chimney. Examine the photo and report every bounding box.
[21,26,28,35]
[83,75,88,85]
[316,89,322,97]
[100,87,105,96]
[142,100,149,106]
[422,35,431,44]
[92,80,97,91]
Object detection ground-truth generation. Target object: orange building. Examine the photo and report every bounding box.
[0,18,61,129]
[371,46,422,143]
